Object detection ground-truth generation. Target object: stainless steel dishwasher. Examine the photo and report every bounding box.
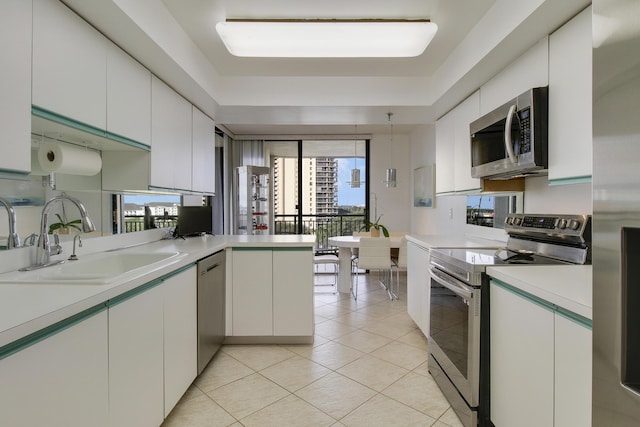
[197,250,225,374]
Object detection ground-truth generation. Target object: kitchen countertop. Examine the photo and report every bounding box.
[0,234,315,349]
[407,234,505,249]
[486,265,592,321]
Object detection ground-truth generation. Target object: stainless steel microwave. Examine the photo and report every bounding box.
[470,87,548,179]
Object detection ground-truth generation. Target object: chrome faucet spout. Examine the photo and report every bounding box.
[0,197,20,249]
[34,194,96,267]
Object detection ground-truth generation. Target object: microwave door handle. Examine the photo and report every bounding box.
[504,104,518,164]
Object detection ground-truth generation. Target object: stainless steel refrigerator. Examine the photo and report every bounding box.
[593,0,640,424]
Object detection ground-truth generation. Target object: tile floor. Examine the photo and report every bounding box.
[162,271,463,427]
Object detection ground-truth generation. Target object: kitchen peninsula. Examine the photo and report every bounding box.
[0,231,315,427]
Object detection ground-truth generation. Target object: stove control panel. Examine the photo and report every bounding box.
[504,214,592,243]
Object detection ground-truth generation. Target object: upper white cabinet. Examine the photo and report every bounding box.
[0,310,109,427]
[548,7,592,183]
[0,0,31,174]
[151,76,193,191]
[480,37,549,115]
[192,106,216,194]
[107,44,152,146]
[436,91,481,194]
[33,0,107,130]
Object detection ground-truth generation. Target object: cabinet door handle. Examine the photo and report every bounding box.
[204,263,220,273]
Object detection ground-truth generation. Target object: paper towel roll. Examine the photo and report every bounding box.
[37,142,102,176]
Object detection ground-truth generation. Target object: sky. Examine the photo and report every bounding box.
[336,158,365,206]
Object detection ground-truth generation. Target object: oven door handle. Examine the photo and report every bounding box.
[429,267,474,300]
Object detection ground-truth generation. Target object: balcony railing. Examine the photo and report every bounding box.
[274,213,366,254]
[123,215,178,233]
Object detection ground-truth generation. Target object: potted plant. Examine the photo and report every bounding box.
[362,215,389,237]
[48,213,82,235]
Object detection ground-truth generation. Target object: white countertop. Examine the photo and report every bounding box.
[407,234,505,249]
[0,234,315,349]
[486,265,592,320]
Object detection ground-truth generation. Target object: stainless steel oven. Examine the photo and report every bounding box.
[428,214,591,427]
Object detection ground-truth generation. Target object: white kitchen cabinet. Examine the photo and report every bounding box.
[407,241,430,336]
[191,106,216,194]
[435,107,455,194]
[490,282,555,427]
[554,312,592,427]
[163,267,198,417]
[479,37,549,115]
[435,91,481,194]
[231,248,274,335]
[0,0,31,174]
[0,309,109,427]
[109,284,165,427]
[33,0,107,130]
[151,76,193,191]
[490,280,592,427]
[107,43,152,146]
[273,248,313,336]
[453,91,481,192]
[548,7,592,183]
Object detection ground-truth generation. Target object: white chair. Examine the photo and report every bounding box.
[391,236,407,300]
[314,254,339,293]
[351,237,394,300]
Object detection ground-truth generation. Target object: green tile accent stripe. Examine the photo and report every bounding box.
[492,278,592,328]
[32,105,150,151]
[548,175,592,186]
[272,247,312,252]
[232,247,274,251]
[0,170,30,181]
[0,304,107,361]
[106,278,164,307]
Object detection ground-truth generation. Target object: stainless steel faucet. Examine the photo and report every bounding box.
[29,194,96,269]
[0,197,20,249]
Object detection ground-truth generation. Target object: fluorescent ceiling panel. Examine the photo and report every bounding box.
[216,19,438,58]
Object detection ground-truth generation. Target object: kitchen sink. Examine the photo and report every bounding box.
[0,251,186,285]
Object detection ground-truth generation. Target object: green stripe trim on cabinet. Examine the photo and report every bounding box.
[32,105,107,139]
[272,247,312,252]
[548,175,592,186]
[232,247,274,251]
[492,279,555,312]
[160,263,195,280]
[105,131,150,151]
[492,278,592,328]
[106,278,164,307]
[0,170,30,181]
[0,304,107,361]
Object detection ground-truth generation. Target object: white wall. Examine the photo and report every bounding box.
[368,132,411,233]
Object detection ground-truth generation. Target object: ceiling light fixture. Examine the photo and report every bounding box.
[384,112,397,188]
[216,19,437,58]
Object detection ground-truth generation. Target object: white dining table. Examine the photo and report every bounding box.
[328,235,402,294]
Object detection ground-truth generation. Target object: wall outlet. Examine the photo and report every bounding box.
[449,208,453,219]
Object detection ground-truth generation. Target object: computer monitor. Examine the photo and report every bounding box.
[176,205,213,237]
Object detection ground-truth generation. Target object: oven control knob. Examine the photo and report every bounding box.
[569,219,581,230]
[514,217,522,226]
[558,219,568,229]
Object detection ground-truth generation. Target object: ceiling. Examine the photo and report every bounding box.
[62,0,590,138]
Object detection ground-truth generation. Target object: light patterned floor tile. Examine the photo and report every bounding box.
[303,340,365,370]
[382,371,450,419]
[161,394,236,427]
[206,373,290,420]
[397,328,429,351]
[437,407,464,427]
[260,355,332,392]
[314,319,358,340]
[240,394,336,427]
[221,344,296,371]
[340,394,437,427]
[332,310,376,329]
[195,351,255,393]
[413,360,431,377]
[337,355,409,391]
[296,372,376,419]
[334,329,391,353]
[371,341,429,370]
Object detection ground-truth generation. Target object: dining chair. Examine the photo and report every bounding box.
[351,231,370,273]
[391,236,407,300]
[351,237,394,301]
[313,253,339,293]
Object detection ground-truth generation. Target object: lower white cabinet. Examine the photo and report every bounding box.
[490,280,591,427]
[230,247,313,337]
[109,266,197,426]
[407,241,430,336]
[109,284,165,427]
[0,310,109,427]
